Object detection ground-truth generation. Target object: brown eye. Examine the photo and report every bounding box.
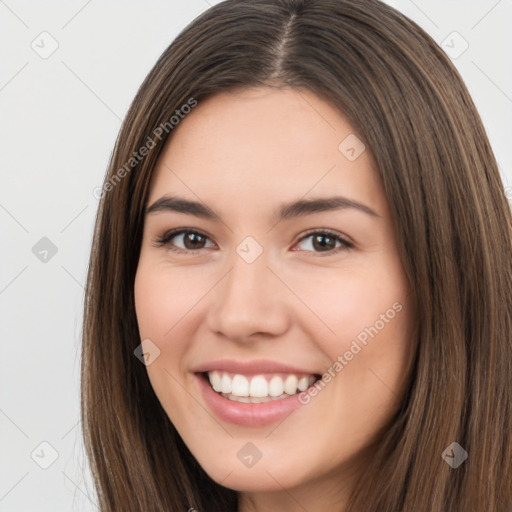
[293,230,353,256]
[153,229,215,253]
[312,233,337,252]
[182,232,207,250]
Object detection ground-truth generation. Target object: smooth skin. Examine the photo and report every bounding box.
[134,87,415,512]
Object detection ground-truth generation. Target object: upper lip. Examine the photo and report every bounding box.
[192,359,320,376]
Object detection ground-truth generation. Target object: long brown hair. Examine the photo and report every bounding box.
[81,0,512,510]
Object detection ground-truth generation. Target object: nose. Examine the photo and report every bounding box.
[205,245,290,343]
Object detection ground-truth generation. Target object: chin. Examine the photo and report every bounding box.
[190,446,313,493]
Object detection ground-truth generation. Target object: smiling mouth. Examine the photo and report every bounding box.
[200,371,321,403]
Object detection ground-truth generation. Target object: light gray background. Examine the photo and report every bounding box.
[1,1,511,510]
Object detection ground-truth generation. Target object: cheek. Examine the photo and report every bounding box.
[133,261,193,407]
[299,256,414,416]
[134,260,203,340]
[134,262,196,426]
[293,260,410,358]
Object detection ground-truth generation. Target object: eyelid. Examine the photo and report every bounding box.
[152,227,354,255]
[151,228,216,253]
[296,228,353,246]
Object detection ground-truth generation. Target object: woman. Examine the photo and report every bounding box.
[81,0,512,510]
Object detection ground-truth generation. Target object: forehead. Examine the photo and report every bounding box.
[147,87,386,218]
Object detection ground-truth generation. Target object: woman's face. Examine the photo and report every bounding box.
[134,87,415,507]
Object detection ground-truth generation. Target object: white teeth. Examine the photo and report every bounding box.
[231,374,249,397]
[268,376,284,397]
[221,373,232,394]
[206,371,317,400]
[284,375,298,395]
[297,376,309,391]
[249,375,268,397]
[210,370,222,392]
[250,396,271,403]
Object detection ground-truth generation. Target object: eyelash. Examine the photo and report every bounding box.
[152,228,354,257]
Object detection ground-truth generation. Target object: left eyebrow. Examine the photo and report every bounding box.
[277,196,380,220]
[145,194,380,221]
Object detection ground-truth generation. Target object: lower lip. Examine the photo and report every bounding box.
[196,373,305,427]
